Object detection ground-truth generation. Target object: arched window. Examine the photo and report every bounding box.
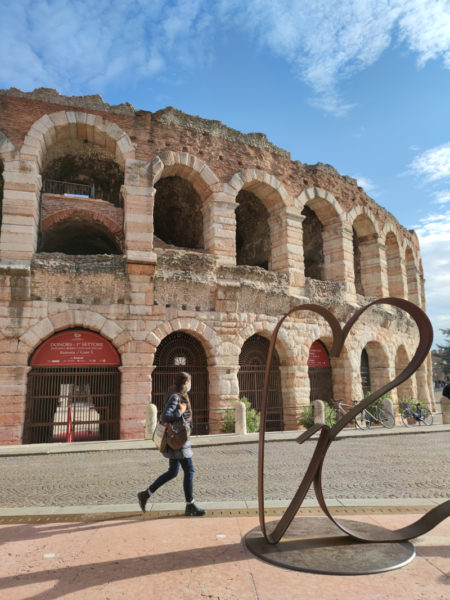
[238,334,284,430]
[236,190,270,269]
[386,232,405,297]
[352,215,381,297]
[152,332,208,434]
[42,143,124,207]
[307,340,332,404]
[302,206,324,280]
[154,176,204,250]
[24,330,121,444]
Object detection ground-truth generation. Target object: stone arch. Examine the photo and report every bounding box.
[347,207,382,297]
[359,339,390,397]
[383,228,406,298]
[39,209,122,254]
[146,317,219,364]
[19,310,125,358]
[233,321,293,366]
[21,111,135,171]
[148,151,220,201]
[296,187,344,282]
[228,170,291,272]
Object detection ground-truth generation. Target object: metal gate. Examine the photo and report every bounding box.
[152,332,209,435]
[308,340,333,405]
[360,349,371,396]
[24,367,121,444]
[238,334,284,431]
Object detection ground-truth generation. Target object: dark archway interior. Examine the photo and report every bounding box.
[42,149,124,207]
[39,219,121,255]
[154,176,204,250]
[302,205,324,280]
[236,190,270,269]
[353,227,363,295]
[360,348,371,396]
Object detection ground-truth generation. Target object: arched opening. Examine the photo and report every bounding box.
[395,345,414,403]
[386,232,405,297]
[302,206,324,280]
[153,176,204,250]
[307,340,332,404]
[42,142,124,207]
[152,331,209,434]
[405,247,420,305]
[361,341,389,398]
[238,334,284,430]
[352,215,381,297]
[39,217,121,254]
[24,329,121,444]
[360,348,371,397]
[235,190,270,269]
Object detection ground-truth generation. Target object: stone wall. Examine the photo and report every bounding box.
[0,88,432,444]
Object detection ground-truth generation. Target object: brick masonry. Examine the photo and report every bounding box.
[0,88,432,444]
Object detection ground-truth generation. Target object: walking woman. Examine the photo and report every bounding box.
[137,372,205,516]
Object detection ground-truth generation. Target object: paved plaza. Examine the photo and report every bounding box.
[1,430,448,509]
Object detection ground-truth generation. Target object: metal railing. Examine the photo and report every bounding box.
[42,179,95,198]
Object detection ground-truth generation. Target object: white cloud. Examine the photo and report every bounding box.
[1,1,450,113]
[414,210,450,347]
[354,175,379,195]
[410,143,450,181]
[434,191,450,204]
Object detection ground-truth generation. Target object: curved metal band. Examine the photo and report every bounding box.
[258,297,450,544]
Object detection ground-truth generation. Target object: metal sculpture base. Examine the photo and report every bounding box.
[245,517,415,575]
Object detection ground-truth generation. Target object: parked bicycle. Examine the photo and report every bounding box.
[400,402,433,427]
[326,398,395,430]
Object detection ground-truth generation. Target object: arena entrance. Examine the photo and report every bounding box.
[238,334,284,431]
[23,330,121,444]
[308,340,333,405]
[152,332,209,435]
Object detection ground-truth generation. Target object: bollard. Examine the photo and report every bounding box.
[381,396,394,418]
[145,403,158,440]
[235,400,247,435]
[313,399,325,424]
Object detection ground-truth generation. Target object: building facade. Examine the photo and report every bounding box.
[0,88,433,444]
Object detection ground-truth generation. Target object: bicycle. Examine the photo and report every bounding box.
[400,402,433,427]
[326,399,395,430]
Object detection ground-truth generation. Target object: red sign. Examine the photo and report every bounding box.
[31,330,120,367]
[307,341,330,367]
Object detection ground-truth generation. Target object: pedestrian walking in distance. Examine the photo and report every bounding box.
[138,371,205,516]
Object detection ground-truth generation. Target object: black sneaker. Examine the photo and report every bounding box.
[185,502,205,517]
[137,490,150,513]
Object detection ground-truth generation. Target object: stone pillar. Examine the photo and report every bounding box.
[203,193,237,266]
[337,223,356,300]
[268,207,305,296]
[280,364,307,430]
[207,364,240,434]
[314,399,325,424]
[0,159,40,262]
[119,365,152,440]
[0,364,30,445]
[359,236,387,298]
[121,159,157,265]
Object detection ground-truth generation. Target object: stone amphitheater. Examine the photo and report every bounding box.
[0,87,432,445]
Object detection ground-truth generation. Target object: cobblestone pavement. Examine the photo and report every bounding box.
[0,432,448,507]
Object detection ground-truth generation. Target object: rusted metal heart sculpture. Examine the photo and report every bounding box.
[258,297,450,544]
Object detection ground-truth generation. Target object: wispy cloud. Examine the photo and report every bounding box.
[410,142,450,182]
[354,175,379,196]
[414,210,450,346]
[1,1,450,114]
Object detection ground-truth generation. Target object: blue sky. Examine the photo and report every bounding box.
[1,0,449,347]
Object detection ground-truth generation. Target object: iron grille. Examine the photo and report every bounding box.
[238,334,284,431]
[152,332,209,435]
[24,366,121,444]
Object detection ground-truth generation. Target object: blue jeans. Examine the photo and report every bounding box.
[148,457,194,503]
